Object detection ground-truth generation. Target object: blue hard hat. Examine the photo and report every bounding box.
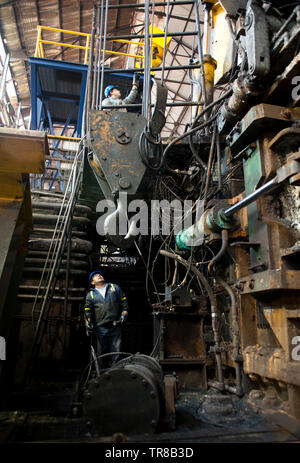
[89,270,104,284]
[104,85,120,98]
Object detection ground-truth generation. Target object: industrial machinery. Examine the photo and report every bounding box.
[1,0,300,443]
[83,354,178,435]
[83,0,300,424]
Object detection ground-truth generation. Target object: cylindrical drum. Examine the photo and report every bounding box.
[83,354,165,435]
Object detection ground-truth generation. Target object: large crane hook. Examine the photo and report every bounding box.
[104,197,137,249]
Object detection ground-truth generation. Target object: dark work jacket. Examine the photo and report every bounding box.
[84,283,128,327]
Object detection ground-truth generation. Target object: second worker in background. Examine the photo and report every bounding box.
[102,72,140,111]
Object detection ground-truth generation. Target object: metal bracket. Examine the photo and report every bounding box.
[115,128,131,145]
[228,104,300,155]
[276,151,300,185]
[245,0,270,77]
[268,128,300,156]
[148,80,168,139]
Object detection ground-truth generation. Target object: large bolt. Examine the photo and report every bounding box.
[119,177,131,189]
[281,109,291,120]
[235,281,245,291]
[150,391,156,399]
[248,279,255,290]
[131,372,136,379]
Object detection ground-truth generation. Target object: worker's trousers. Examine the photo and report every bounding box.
[95,323,121,369]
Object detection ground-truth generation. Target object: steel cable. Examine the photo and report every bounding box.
[160,0,171,85]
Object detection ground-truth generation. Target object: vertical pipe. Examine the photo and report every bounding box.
[92,4,101,109]
[171,260,178,286]
[30,63,37,130]
[207,230,230,391]
[216,132,222,191]
[208,230,243,396]
[203,123,217,206]
[96,0,105,109]
[143,0,150,118]
[160,0,171,85]
[194,0,208,109]
[15,102,21,128]
[217,276,243,396]
[87,4,97,117]
[148,0,155,114]
[0,53,10,101]
[99,0,109,110]
[203,3,212,55]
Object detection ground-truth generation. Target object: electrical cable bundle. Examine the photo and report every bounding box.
[139,125,163,170]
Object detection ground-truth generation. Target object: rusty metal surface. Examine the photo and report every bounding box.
[244,346,300,387]
[160,374,178,430]
[89,110,149,199]
[225,91,300,423]
[268,128,300,155]
[153,309,207,389]
[229,104,300,155]
[163,317,206,359]
[159,364,207,390]
[0,128,47,201]
[0,128,47,174]
[236,270,300,295]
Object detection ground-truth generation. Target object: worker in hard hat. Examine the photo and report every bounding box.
[84,270,128,369]
[102,73,140,111]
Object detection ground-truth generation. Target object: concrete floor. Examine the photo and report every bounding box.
[1,387,299,443]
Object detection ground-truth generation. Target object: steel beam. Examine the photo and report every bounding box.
[104,31,199,40]
[106,1,196,8]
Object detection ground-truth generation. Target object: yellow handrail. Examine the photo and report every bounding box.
[84,34,90,65]
[38,39,144,60]
[47,134,82,142]
[39,25,90,37]
[35,25,146,65]
[35,25,172,67]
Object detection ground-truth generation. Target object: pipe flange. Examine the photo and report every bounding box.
[206,205,239,233]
